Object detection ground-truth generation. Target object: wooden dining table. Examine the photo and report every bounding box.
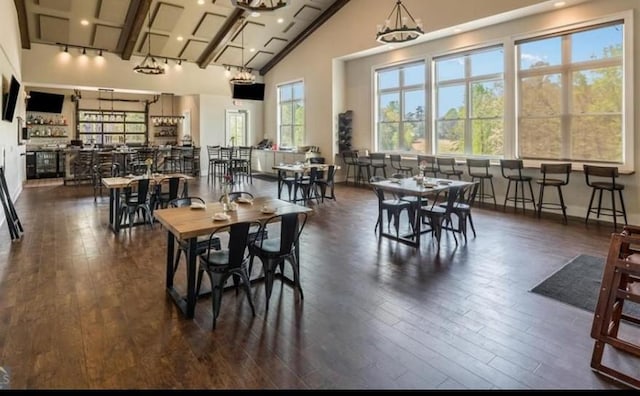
[153,196,313,319]
[101,173,192,233]
[370,177,474,248]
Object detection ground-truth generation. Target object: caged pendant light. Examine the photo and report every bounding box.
[134,6,165,75]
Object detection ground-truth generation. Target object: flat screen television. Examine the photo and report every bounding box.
[232,83,265,101]
[26,91,65,113]
[2,75,20,122]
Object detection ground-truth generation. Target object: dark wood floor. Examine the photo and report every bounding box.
[0,175,637,389]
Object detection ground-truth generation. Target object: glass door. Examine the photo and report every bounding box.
[226,109,248,146]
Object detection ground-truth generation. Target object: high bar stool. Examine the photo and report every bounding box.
[584,165,627,231]
[466,159,496,209]
[500,159,536,214]
[535,163,571,224]
[437,157,463,180]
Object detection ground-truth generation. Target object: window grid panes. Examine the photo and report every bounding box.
[277,81,304,148]
[434,46,504,157]
[375,61,425,153]
[517,22,623,163]
[77,110,147,146]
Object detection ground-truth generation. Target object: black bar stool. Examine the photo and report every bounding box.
[466,158,496,209]
[500,159,536,213]
[368,153,387,178]
[437,157,463,180]
[416,155,438,178]
[389,154,412,177]
[584,165,627,231]
[341,150,359,185]
[536,163,571,224]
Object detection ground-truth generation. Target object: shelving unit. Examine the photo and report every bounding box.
[26,112,70,138]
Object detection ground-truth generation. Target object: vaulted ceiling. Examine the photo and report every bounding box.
[15,0,349,75]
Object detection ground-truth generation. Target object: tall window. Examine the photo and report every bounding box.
[517,21,623,163]
[434,46,504,156]
[375,61,425,153]
[277,81,304,148]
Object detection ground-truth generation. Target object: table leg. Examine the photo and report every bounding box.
[277,170,283,200]
[165,231,175,289]
[185,238,197,318]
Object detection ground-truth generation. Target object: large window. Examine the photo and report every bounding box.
[375,61,425,153]
[517,21,624,163]
[434,46,504,157]
[277,81,304,148]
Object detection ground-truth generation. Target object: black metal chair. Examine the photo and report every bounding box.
[370,176,413,239]
[196,220,262,329]
[500,159,536,213]
[315,165,336,202]
[421,185,462,251]
[536,163,571,224]
[153,176,188,210]
[439,181,479,243]
[118,178,154,232]
[92,161,119,202]
[169,196,221,276]
[389,154,412,177]
[295,167,320,205]
[248,212,308,311]
[467,158,496,209]
[369,153,388,178]
[584,165,627,231]
[416,155,438,178]
[437,157,463,180]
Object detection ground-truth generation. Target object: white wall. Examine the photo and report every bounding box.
[0,0,24,230]
[263,0,549,160]
[198,94,263,176]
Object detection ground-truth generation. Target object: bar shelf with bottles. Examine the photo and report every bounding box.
[26,112,69,138]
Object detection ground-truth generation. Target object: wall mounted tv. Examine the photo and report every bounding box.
[232,83,265,101]
[26,91,65,113]
[2,75,20,122]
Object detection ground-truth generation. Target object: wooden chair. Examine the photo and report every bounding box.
[591,225,640,388]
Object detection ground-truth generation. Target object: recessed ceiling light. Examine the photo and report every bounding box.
[553,1,566,7]
[249,48,255,52]
[197,0,205,4]
[277,18,284,24]
[177,36,184,41]
[80,19,89,26]
[250,11,260,17]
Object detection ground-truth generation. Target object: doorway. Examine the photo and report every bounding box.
[226,109,248,146]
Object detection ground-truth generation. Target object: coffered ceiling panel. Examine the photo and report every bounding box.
[178,39,209,60]
[264,37,287,51]
[138,32,170,54]
[293,4,322,20]
[230,21,265,50]
[37,0,72,12]
[38,15,70,43]
[214,44,242,66]
[193,12,227,39]
[97,0,130,24]
[246,51,274,70]
[93,24,122,50]
[151,2,185,32]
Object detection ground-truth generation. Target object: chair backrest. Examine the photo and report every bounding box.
[369,176,387,202]
[584,165,618,187]
[459,181,480,208]
[125,178,152,205]
[342,150,359,165]
[220,147,233,160]
[416,155,437,170]
[440,185,463,214]
[207,145,221,160]
[169,196,204,208]
[206,221,262,269]
[500,159,524,178]
[437,157,456,169]
[323,165,336,183]
[237,146,252,160]
[369,153,386,165]
[258,212,308,257]
[158,176,186,201]
[307,167,319,183]
[309,157,325,164]
[541,163,571,185]
[220,191,254,202]
[467,159,490,175]
[389,154,402,166]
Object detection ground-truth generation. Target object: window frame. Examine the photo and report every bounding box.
[276,79,305,149]
[433,44,505,158]
[513,11,634,172]
[373,59,427,154]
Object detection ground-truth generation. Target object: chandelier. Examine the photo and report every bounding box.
[231,0,288,12]
[150,93,184,126]
[230,18,255,85]
[134,6,165,75]
[376,0,424,44]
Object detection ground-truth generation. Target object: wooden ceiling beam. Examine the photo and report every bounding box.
[117,0,152,60]
[196,7,245,69]
[13,0,31,49]
[259,0,350,76]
